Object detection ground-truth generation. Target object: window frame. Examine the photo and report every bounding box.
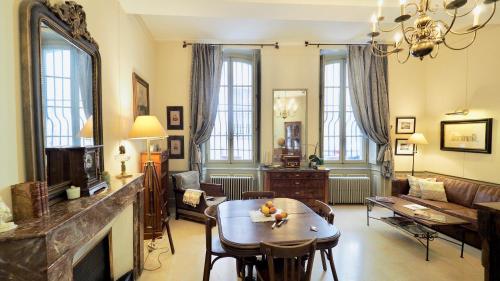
[320,56,368,164]
[206,50,260,166]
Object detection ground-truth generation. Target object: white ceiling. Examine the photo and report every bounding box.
[119,0,500,44]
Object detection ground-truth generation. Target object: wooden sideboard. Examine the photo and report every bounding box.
[263,168,329,208]
[140,151,169,239]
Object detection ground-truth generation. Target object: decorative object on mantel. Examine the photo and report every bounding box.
[441,118,493,154]
[0,197,17,233]
[11,181,49,221]
[114,145,132,179]
[166,106,184,130]
[66,186,81,200]
[129,115,168,249]
[396,117,416,134]
[45,145,108,197]
[407,133,429,176]
[368,0,498,63]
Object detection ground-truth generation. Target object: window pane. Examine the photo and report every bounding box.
[323,86,341,161]
[345,92,365,161]
[232,61,253,161]
[209,62,230,161]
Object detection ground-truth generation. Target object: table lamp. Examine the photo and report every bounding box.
[128,115,167,247]
[407,133,428,176]
[80,116,93,138]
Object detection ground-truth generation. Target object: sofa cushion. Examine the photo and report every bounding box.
[400,194,464,211]
[174,171,201,190]
[420,181,448,202]
[473,184,500,204]
[407,175,436,198]
[442,208,478,224]
[436,177,479,208]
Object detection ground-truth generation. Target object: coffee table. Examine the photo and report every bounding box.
[366,196,470,261]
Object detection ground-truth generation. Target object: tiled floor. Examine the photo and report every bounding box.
[140,205,483,281]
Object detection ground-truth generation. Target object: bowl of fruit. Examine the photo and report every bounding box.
[260,201,277,217]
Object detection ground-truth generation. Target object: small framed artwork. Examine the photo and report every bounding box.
[132,73,149,119]
[396,117,416,134]
[167,106,184,130]
[395,138,415,156]
[441,119,493,154]
[168,135,185,159]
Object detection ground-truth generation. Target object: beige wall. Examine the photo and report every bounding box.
[0,0,156,278]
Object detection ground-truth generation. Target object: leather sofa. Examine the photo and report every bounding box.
[392,174,500,248]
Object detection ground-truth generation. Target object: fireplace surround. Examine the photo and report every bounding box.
[0,174,144,281]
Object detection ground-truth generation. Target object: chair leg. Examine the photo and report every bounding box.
[165,219,175,254]
[236,258,243,278]
[327,249,339,281]
[203,252,212,281]
[320,250,327,271]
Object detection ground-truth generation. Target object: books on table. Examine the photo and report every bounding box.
[403,204,429,211]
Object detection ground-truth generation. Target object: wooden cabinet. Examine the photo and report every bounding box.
[140,151,169,239]
[263,169,329,208]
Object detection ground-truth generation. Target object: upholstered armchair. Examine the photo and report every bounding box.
[172,171,227,222]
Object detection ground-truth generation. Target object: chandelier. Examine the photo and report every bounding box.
[369,0,498,63]
[274,98,298,120]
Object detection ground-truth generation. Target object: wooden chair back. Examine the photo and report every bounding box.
[204,205,217,252]
[315,200,334,225]
[242,191,276,200]
[260,239,317,281]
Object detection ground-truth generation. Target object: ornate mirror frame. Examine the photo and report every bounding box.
[20,0,103,183]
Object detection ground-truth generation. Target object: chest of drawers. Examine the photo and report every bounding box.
[263,169,329,208]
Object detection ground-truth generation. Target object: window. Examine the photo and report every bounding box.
[208,51,259,164]
[322,57,366,163]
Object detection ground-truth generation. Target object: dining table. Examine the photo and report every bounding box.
[216,198,341,271]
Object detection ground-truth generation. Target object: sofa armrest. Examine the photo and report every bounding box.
[392,178,410,196]
[201,183,225,197]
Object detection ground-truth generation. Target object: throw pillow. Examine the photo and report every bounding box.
[407,175,436,197]
[420,181,448,202]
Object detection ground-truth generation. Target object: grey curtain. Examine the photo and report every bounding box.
[76,49,93,119]
[189,44,224,171]
[347,45,393,178]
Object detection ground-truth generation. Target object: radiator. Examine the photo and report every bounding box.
[210,175,255,201]
[329,176,371,204]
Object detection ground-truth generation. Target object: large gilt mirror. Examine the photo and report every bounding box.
[272,89,307,162]
[20,0,103,199]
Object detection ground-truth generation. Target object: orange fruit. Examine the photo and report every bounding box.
[265,201,274,208]
[281,212,288,218]
[269,207,277,214]
[275,214,283,221]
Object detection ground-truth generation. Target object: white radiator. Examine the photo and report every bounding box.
[329,176,371,204]
[210,175,255,201]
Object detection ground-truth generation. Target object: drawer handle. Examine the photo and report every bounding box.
[295,192,300,195]
[295,181,300,185]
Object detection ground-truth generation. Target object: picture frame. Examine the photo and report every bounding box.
[395,138,415,156]
[132,73,149,120]
[168,135,185,159]
[395,117,416,134]
[166,106,184,130]
[441,119,493,154]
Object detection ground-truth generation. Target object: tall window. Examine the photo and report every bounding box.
[208,51,258,164]
[322,57,366,163]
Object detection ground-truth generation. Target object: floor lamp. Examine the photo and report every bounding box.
[129,116,168,250]
[407,133,428,176]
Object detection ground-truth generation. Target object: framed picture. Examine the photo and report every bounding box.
[132,73,149,119]
[395,138,415,156]
[441,119,493,154]
[396,117,416,134]
[168,135,185,159]
[167,106,184,130]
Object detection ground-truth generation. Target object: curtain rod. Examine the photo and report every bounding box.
[305,41,371,47]
[183,41,279,49]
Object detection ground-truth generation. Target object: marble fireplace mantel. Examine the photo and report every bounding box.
[0,174,145,281]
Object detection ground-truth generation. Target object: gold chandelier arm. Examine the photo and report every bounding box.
[396,47,411,64]
[440,8,458,37]
[377,21,402,33]
[370,42,404,57]
[448,2,496,36]
[405,2,420,17]
[444,0,479,18]
[429,43,440,59]
[443,30,477,51]
[401,21,415,45]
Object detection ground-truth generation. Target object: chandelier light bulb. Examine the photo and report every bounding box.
[473,5,483,26]
[377,0,384,18]
[371,14,378,32]
[394,32,402,44]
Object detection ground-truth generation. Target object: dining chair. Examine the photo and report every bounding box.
[314,200,339,281]
[242,191,276,200]
[257,239,317,281]
[203,206,255,281]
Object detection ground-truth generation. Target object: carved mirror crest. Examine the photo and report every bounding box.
[20,0,103,200]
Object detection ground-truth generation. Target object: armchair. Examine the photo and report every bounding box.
[173,171,227,222]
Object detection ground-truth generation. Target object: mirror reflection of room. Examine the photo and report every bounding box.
[41,22,94,148]
[272,89,307,162]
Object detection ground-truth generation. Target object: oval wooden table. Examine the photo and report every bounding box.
[216,198,341,278]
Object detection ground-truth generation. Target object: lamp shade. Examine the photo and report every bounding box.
[79,116,93,138]
[128,115,167,140]
[407,133,428,145]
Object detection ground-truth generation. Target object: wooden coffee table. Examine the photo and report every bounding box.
[366,196,470,261]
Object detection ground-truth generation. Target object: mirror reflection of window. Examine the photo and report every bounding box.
[41,23,93,148]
